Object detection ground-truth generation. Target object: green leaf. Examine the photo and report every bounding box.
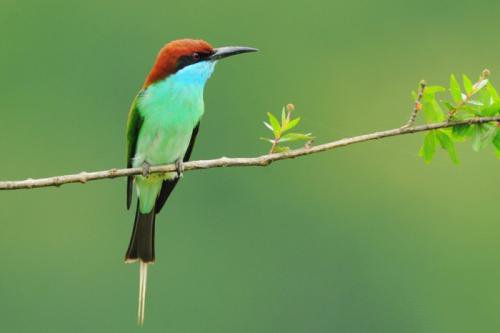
[443,101,455,112]
[493,129,500,157]
[471,123,497,152]
[283,117,301,132]
[280,132,313,142]
[281,107,286,127]
[419,130,437,163]
[466,100,483,107]
[462,104,481,117]
[471,125,482,152]
[487,82,500,102]
[479,102,500,116]
[450,74,462,103]
[420,86,445,122]
[483,124,498,145]
[493,128,500,149]
[263,121,273,131]
[422,92,444,123]
[462,74,473,95]
[436,130,459,164]
[477,87,492,107]
[452,112,474,121]
[452,124,472,139]
[267,112,281,137]
[259,137,275,144]
[425,85,446,94]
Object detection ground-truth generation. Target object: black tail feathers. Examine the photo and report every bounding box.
[125,201,156,263]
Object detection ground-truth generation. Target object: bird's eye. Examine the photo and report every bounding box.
[192,52,200,61]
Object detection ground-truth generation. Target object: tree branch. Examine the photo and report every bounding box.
[1,116,498,191]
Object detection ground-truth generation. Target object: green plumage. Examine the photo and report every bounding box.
[125,60,215,264]
[126,93,144,210]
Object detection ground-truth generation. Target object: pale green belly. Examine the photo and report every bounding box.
[133,119,193,168]
[133,116,198,213]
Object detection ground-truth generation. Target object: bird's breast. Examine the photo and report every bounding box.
[133,79,205,168]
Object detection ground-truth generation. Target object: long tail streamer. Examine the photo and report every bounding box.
[138,261,148,325]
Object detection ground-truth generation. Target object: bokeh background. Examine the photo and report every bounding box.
[1,0,499,332]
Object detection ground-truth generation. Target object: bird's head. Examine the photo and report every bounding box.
[144,39,257,88]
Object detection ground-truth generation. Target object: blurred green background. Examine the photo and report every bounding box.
[1,0,499,332]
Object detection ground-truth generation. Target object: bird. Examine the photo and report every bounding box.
[124,39,257,325]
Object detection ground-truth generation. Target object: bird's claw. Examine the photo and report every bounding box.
[142,162,151,177]
[175,159,184,178]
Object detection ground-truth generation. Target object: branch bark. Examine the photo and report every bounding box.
[1,116,498,191]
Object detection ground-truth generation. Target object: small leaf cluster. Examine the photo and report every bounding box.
[418,70,500,163]
[261,104,314,153]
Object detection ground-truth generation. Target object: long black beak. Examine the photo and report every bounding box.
[210,46,258,60]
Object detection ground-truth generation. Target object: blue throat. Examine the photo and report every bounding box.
[169,60,217,86]
[139,60,217,112]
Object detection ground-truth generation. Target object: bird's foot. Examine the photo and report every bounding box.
[142,162,151,177]
[175,159,184,179]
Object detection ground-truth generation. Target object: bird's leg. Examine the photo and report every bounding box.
[142,161,151,177]
[175,159,184,178]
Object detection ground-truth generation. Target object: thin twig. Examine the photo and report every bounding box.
[402,80,426,129]
[269,138,279,154]
[1,116,498,191]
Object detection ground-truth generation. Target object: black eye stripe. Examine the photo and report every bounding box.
[175,52,213,71]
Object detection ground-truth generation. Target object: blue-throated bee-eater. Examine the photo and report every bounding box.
[124,39,257,324]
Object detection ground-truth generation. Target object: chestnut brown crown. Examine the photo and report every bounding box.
[144,39,214,87]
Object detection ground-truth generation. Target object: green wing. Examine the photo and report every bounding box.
[126,91,144,209]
